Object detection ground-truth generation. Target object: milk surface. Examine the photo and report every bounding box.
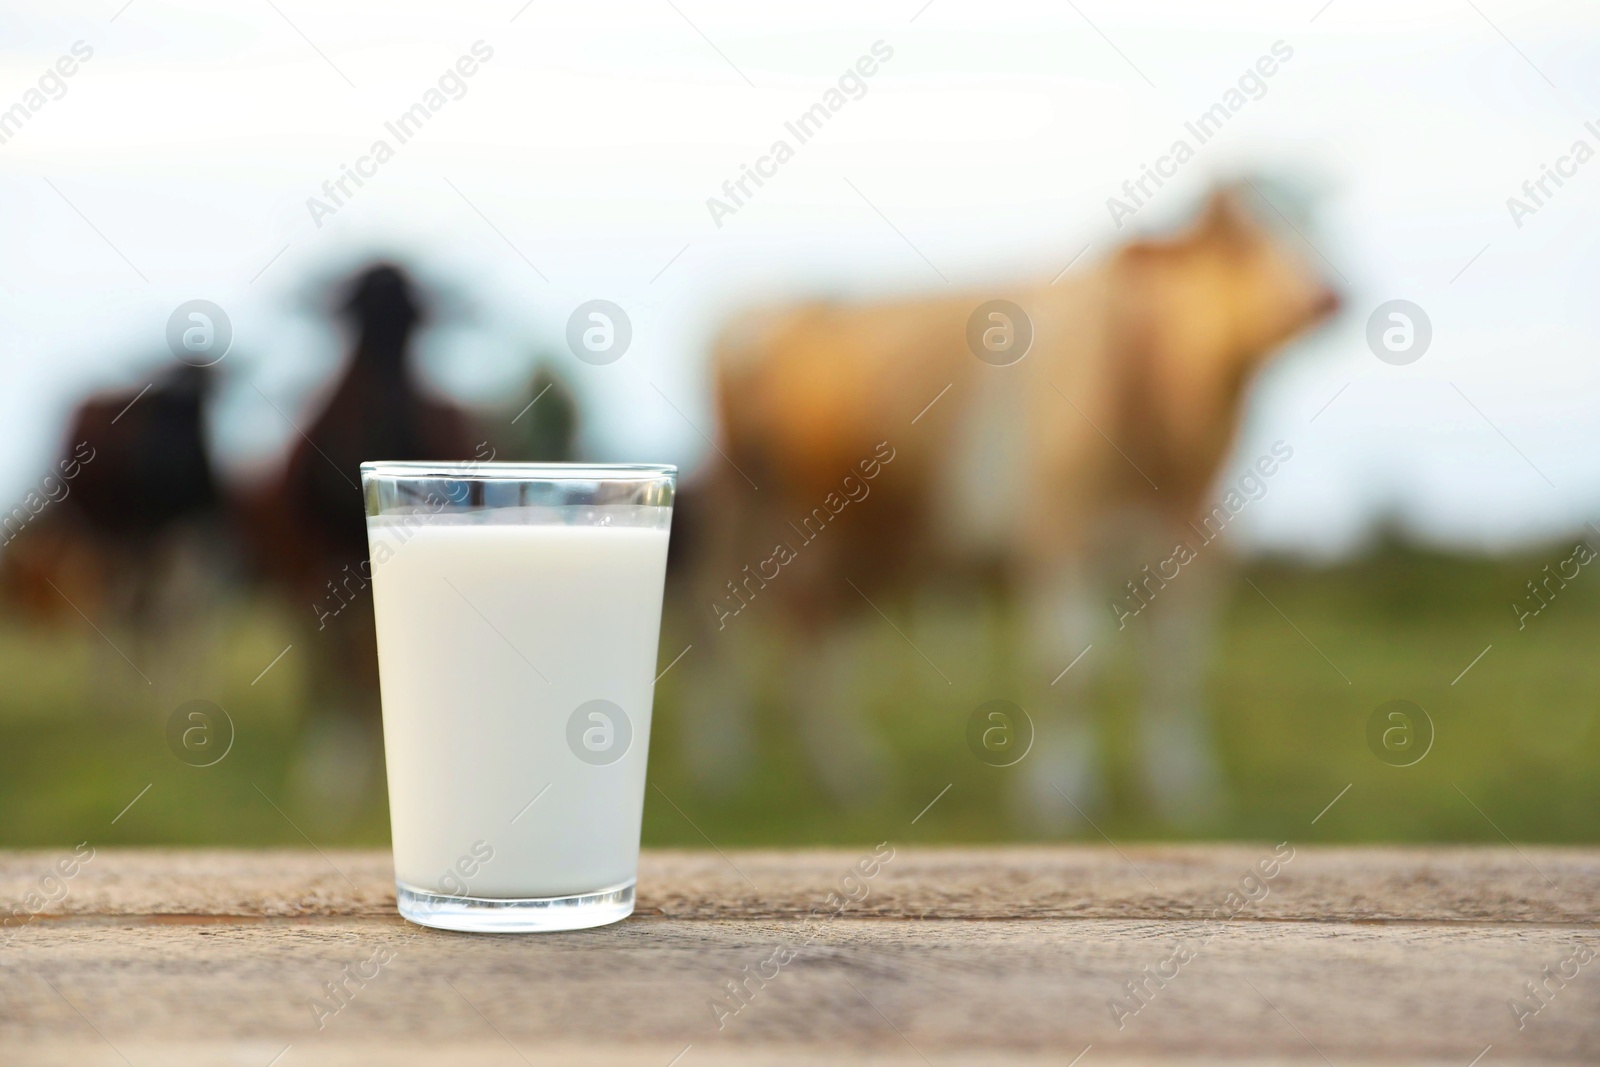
[368,514,670,897]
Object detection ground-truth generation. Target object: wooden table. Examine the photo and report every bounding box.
[2,846,1597,1064]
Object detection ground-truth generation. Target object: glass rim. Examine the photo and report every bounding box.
[360,461,676,482]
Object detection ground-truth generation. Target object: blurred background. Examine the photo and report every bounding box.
[1,0,1597,848]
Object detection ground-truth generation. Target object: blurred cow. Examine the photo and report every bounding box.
[682,185,1340,824]
[0,362,226,695]
[238,263,484,817]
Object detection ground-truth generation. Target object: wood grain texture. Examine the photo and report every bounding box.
[2,847,1598,1065]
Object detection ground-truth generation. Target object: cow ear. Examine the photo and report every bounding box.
[1191,189,1260,257]
[1198,188,1249,234]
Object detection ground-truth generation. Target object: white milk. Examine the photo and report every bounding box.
[368,515,670,898]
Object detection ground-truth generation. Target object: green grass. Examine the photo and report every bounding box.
[1,543,1596,849]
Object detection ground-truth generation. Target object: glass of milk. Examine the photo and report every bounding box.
[361,462,675,932]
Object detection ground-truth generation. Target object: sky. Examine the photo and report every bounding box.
[1,0,1598,557]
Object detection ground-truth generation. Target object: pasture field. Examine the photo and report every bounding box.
[1,542,1595,848]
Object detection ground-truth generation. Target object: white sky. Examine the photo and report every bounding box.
[1,0,1598,557]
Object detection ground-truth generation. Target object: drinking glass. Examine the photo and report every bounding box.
[361,461,675,932]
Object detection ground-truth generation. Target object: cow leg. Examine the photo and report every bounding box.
[287,608,384,828]
[1133,547,1226,825]
[671,473,770,794]
[788,616,894,805]
[88,544,154,704]
[676,610,762,794]
[1012,562,1105,828]
[141,522,230,701]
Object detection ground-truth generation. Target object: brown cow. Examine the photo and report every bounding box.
[679,186,1340,824]
[238,263,484,819]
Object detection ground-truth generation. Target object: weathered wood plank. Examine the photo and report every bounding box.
[1,848,1597,1065]
[3,845,1597,922]
[3,916,1597,1064]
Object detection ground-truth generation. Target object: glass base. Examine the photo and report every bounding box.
[396,878,635,933]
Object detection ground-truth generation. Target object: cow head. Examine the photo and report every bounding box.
[1115,187,1340,384]
[1107,185,1341,512]
[1193,185,1341,366]
[340,263,427,369]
